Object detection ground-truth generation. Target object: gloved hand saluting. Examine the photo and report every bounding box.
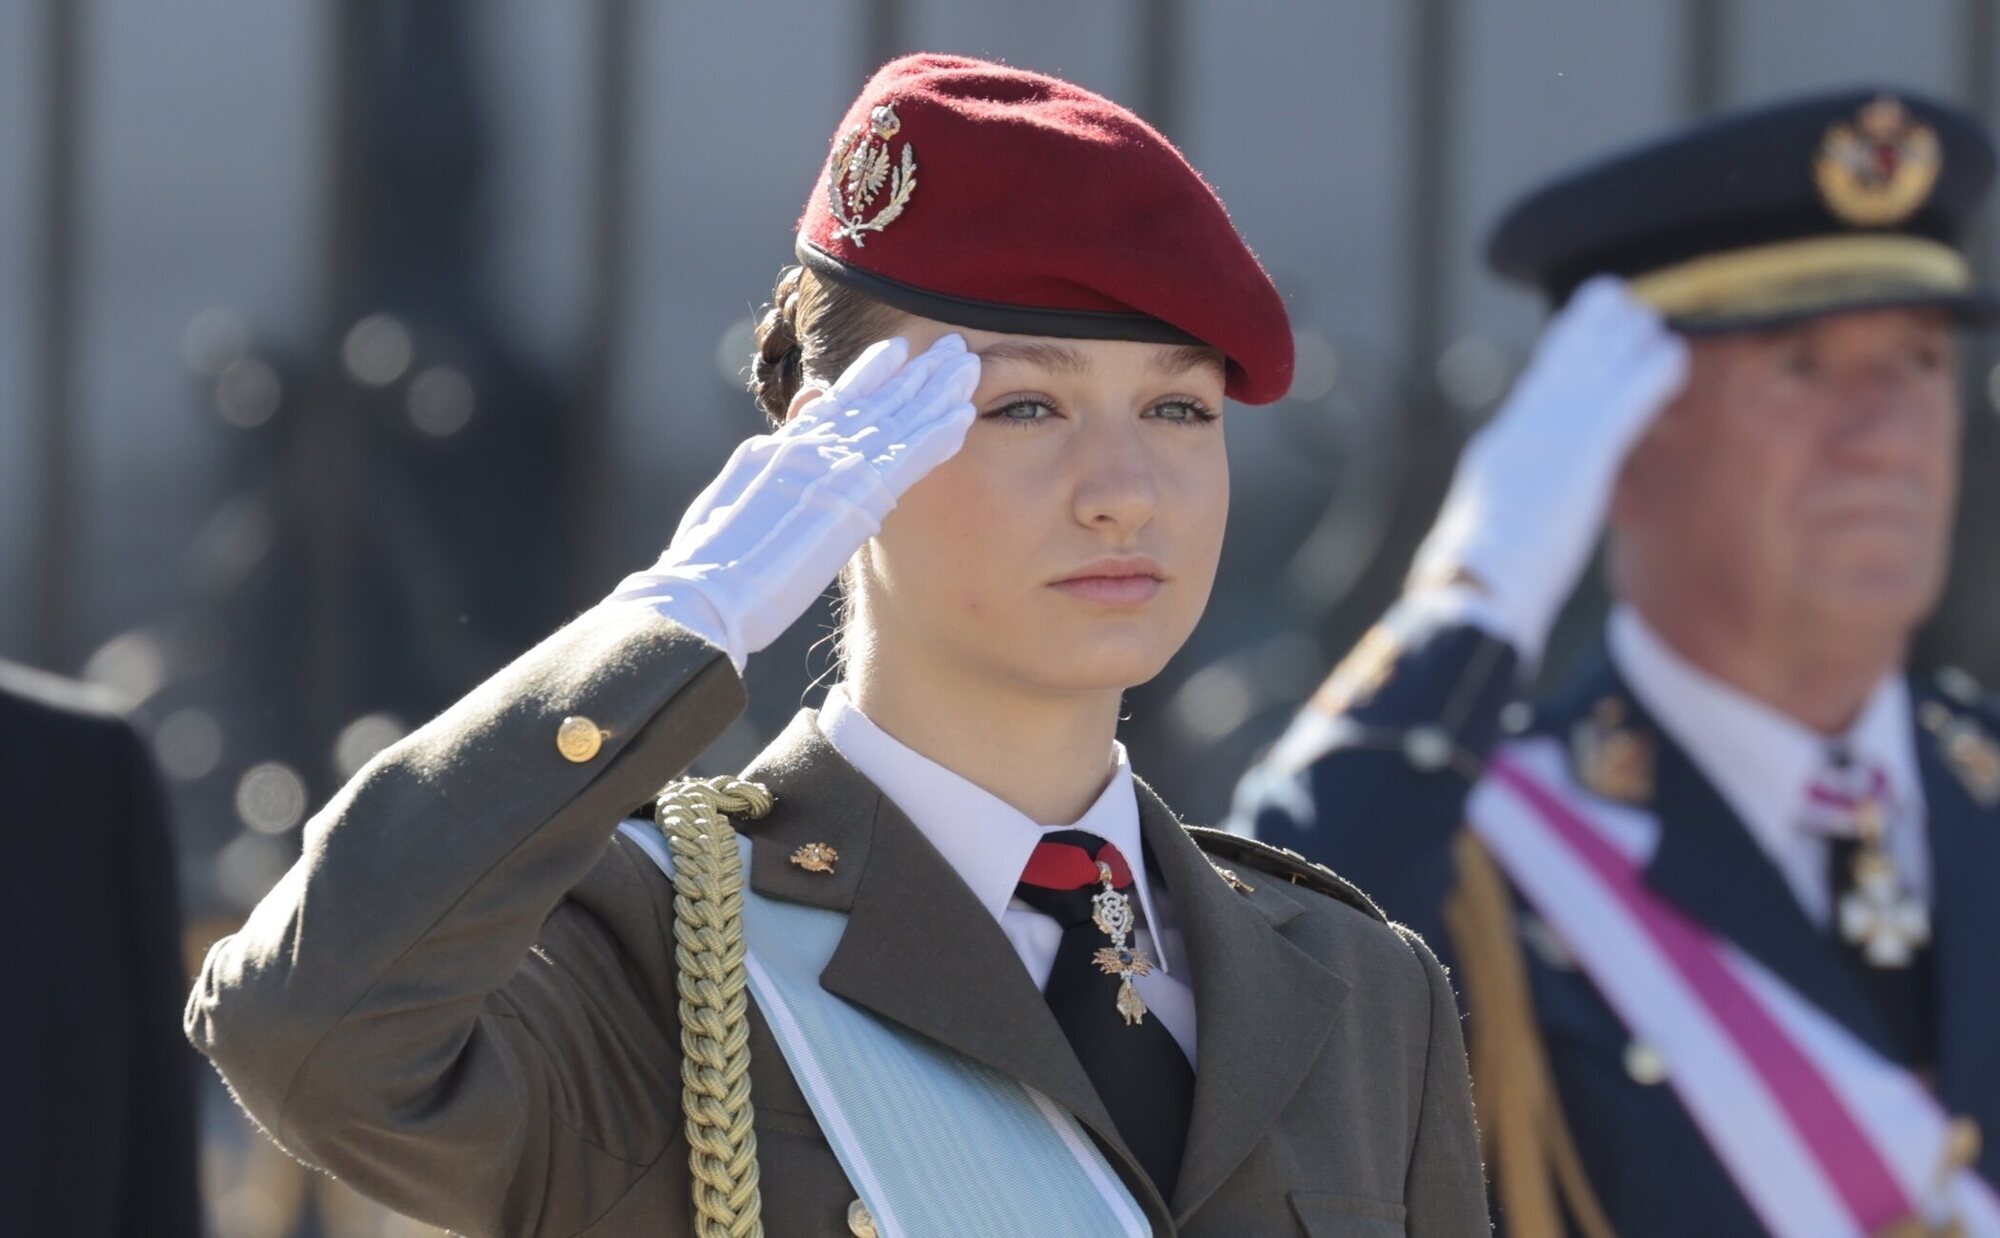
[612,334,981,670]
[1408,276,1689,663]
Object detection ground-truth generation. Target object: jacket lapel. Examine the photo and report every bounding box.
[736,712,1148,1194]
[1548,653,1901,1058]
[1132,781,1351,1223]
[1911,689,2000,1170]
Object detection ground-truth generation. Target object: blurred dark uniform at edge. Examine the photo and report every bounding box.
[0,660,201,1236]
[1234,87,2000,1236]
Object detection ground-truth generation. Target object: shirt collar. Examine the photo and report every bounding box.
[817,685,1166,971]
[1608,605,1918,851]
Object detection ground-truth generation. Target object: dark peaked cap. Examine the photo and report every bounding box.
[1487,86,1999,332]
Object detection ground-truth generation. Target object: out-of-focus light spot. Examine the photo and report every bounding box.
[1170,662,1257,746]
[155,707,224,782]
[180,306,249,376]
[236,761,307,834]
[1436,336,1513,417]
[215,830,294,910]
[215,357,283,428]
[199,496,277,587]
[83,631,167,704]
[1286,330,1341,403]
[343,313,414,386]
[334,713,406,780]
[715,315,757,387]
[407,365,476,437]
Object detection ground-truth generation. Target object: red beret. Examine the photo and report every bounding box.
[795,54,1294,405]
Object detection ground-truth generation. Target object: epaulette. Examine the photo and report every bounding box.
[1184,826,1389,924]
[1920,667,2000,809]
[1932,664,2000,720]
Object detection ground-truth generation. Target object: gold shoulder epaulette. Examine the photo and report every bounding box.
[1185,826,1388,923]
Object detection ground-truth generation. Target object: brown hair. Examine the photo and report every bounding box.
[749,265,905,424]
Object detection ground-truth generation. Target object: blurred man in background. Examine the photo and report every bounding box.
[1,659,200,1235]
[1235,88,2000,1236]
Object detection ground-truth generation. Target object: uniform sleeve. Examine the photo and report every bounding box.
[186,603,746,1237]
[1228,590,1521,958]
[1398,927,1491,1236]
[111,717,204,1238]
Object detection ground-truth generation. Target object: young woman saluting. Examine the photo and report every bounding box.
[190,54,1485,1237]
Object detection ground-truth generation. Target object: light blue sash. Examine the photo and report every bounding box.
[617,820,1151,1238]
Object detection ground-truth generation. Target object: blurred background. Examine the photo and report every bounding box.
[5,1,2000,1233]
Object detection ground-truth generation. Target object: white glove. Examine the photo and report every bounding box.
[611,334,981,670]
[1408,276,1689,663]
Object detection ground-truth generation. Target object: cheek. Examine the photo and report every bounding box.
[1176,449,1230,577]
[1920,388,1963,481]
[871,436,1045,602]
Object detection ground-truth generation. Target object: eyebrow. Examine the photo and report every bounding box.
[972,340,1092,374]
[1154,343,1228,377]
[971,339,1228,378]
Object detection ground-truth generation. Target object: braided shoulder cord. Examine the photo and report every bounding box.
[657,776,774,1238]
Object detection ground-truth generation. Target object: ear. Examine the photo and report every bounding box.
[785,381,831,424]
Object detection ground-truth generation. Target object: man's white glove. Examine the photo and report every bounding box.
[611,334,981,670]
[1408,276,1689,663]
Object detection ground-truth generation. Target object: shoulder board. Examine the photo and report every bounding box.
[1930,665,2000,723]
[1184,826,1388,924]
[1916,672,2000,810]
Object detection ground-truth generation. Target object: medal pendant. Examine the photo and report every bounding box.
[1839,847,1931,968]
[1092,884,1134,939]
[1115,977,1149,1026]
[1088,869,1155,1026]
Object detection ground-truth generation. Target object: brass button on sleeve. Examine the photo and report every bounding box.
[556,715,607,763]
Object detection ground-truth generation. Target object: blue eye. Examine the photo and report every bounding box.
[1147,399,1218,425]
[987,398,1057,425]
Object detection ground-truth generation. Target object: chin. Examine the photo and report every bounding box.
[1009,636,1181,695]
[1802,533,1948,626]
[1802,572,1941,632]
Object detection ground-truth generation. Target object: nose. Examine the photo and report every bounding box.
[1070,411,1159,537]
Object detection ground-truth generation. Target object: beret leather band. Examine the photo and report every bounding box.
[1626,234,1979,329]
[796,238,1206,347]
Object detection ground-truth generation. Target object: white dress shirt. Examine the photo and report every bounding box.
[818,686,1199,1063]
[1607,605,1930,927]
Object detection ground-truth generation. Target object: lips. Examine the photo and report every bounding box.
[1050,558,1165,606]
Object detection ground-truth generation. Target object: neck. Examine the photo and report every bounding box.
[841,645,1125,826]
[1628,598,1905,735]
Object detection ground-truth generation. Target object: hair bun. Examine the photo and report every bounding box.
[750,266,807,423]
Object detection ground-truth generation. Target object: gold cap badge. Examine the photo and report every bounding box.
[827,104,918,247]
[1815,95,1942,227]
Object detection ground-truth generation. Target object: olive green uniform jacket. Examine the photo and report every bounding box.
[187,605,1489,1236]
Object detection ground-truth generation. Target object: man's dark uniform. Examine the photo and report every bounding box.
[1234,88,2000,1237]
[0,661,201,1236]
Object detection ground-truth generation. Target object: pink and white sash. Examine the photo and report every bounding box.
[1471,739,1999,1238]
